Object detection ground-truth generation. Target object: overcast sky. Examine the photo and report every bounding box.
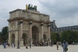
[0,0,78,31]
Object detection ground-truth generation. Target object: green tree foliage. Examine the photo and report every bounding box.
[1,26,8,42]
[0,32,2,43]
[61,30,78,44]
[0,32,1,36]
[51,32,60,43]
[61,31,68,41]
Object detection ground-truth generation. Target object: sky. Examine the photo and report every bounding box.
[0,0,78,31]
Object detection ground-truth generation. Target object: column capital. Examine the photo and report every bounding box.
[29,21,32,25]
[17,20,23,25]
[19,20,23,23]
[47,24,50,27]
[40,22,44,26]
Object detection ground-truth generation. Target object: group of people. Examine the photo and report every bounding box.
[3,42,15,49]
[56,41,68,52]
[34,41,48,46]
[2,41,68,52]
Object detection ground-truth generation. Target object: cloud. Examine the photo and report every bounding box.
[0,18,8,31]
[38,0,78,27]
[1,0,78,31]
[0,0,41,31]
[39,0,78,17]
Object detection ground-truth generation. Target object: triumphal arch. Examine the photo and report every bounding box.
[8,4,50,46]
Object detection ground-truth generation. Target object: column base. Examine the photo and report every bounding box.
[20,39,24,47]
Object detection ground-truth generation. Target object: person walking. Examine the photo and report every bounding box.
[7,43,10,48]
[12,43,14,48]
[29,40,31,48]
[3,42,6,49]
[56,41,59,50]
[62,41,68,52]
[26,43,28,49]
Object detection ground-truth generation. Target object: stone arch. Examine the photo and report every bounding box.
[22,33,27,46]
[32,26,39,44]
[11,34,15,44]
[43,34,47,42]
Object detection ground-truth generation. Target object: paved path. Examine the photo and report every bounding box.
[0,45,78,52]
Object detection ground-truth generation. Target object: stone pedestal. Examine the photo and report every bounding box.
[20,39,23,46]
[29,38,33,46]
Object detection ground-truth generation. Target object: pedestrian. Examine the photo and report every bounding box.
[51,41,53,46]
[56,41,59,50]
[3,42,6,49]
[12,43,14,48]
[29,40,31,48]
[7,43,10,48]
[26,43,28,49]
[29,43,31,48]
[14,43,15,47]
[62,41,68,52]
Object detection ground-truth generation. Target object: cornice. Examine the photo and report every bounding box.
[8,17,50,24]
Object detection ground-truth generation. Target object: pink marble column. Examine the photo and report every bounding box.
[29,21,32,44]
[47,24,50,40]
[29,24,32,39]
[40,23,44,41]
[18,20,23,40]
[47,24,50,45]
[18,20,23,46]
[20,23,23,40]
[8,32,11,46]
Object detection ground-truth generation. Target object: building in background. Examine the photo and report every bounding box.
[50,20,78,33]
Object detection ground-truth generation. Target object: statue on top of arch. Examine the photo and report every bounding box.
[26,4,37,11]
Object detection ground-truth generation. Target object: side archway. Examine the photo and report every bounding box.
[11,34,15,44]
[22,33,27,46]
[43,34,47,42]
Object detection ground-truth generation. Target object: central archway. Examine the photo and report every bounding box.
[32,26,39,44]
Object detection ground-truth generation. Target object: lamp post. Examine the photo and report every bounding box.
[17,20,23,49]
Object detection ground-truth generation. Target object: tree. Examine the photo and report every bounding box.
[51,32,60,44]
[0,32,2,43]
[67,31,78,44]
[1,26,8,42]
[61,30,78,44]
[61,31,68,42]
